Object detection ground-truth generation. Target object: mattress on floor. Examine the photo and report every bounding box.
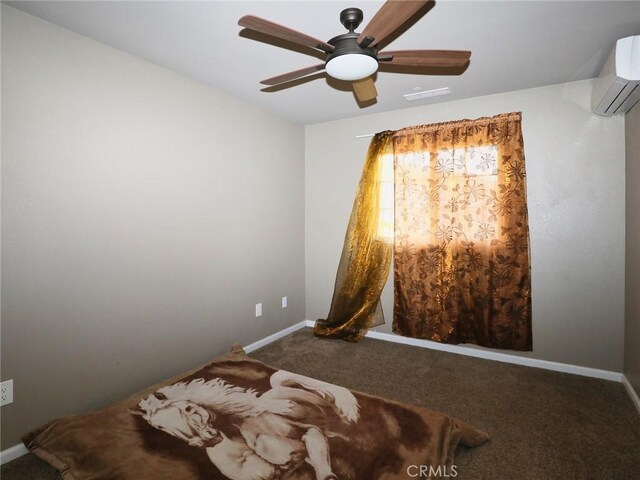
[24,345,488,480]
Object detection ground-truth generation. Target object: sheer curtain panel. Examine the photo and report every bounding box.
[314,132,395,342]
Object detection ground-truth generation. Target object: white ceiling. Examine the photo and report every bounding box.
[6,1,640,125]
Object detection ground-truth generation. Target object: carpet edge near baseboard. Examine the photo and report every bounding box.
[302,320,624,383]
[0,443,29,466]
[622,375,640,415]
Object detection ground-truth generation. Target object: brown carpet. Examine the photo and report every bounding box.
[2,328,639,479]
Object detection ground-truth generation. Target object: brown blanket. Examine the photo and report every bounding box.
[24,346,488,479]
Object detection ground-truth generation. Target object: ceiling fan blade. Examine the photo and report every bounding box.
[239,15,334,53]
[261,72,326,93]
[379,49,471,67]
[357,1,429,48]
[261,64,326,86]
[352,77,378,102]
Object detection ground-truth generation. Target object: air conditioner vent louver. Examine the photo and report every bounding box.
[592,35,640,116]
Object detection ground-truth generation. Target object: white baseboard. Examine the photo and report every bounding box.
[303,320,622,382]
[0,443,28,466]
[622,375,640,414]
[243,320,307,353]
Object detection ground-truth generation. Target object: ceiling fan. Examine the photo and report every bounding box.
[238,1,471,103]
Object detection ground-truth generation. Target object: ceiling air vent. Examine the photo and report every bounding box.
[403,87,450,102]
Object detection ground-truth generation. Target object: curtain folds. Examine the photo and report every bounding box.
[313,132,395,342]
[315,112,531,350]
[392,112,532,351]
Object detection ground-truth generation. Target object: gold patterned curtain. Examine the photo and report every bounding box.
[314,132,394,342]
[392,112,532,351]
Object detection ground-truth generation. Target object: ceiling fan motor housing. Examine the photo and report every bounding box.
[326,7,378,71]
[326,33,378,63]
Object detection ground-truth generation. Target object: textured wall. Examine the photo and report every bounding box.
[1,6,305,449]
[625,104,640,396]
[306,79,625,372]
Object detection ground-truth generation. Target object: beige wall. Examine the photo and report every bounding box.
[306,79,626,372]
[625,104,640,396]
[0,6,305,449]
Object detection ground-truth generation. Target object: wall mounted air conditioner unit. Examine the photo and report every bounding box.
[592,35,640,116]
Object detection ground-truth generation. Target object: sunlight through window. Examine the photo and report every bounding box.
[376,153,394,242]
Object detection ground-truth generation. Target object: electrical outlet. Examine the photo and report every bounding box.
[1,379,14,406]
[255,303,262,317]
[281,296,288,308]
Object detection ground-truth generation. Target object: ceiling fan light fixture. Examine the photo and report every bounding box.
[325,53,378,81]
